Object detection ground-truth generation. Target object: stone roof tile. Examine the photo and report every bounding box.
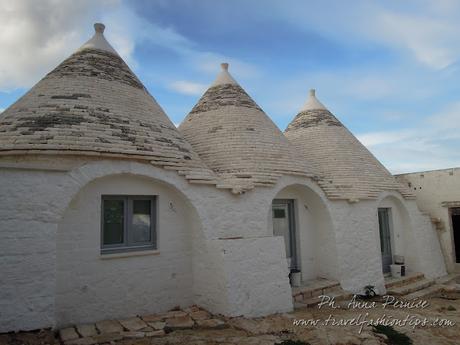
[285,90,415,200]
[179,64,317,192]
[0,23,218,185]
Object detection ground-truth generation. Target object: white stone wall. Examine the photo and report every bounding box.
[404,199,447,278]
[273,184,339,281]
[0,166,70,332]
[0,156,448,332]
[327,192,446,295]
[396,168,460,272]
[218,237,293,317]
[327,199,386,294]
[378,196,418,273]
[0,156,295,331]
[55,174,197,327]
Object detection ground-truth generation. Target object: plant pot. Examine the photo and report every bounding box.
[394,255,405,265]
[390,264,404,278]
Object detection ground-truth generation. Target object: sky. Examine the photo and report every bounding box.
[0,0,459,174]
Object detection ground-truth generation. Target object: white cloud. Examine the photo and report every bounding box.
[0,0,266,95]
[0,0,121,90]
[98,4,259,80]
[271,0,460,70]
[357,130,415,147]
[375,10,460,69]
[357,102,460,173]
[190,52,260,78]
[262,65,435,120]
[168,80,206,96]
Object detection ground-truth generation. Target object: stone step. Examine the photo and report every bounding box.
[292,279,340,300]
[387,278,435,296]
[436,273,460,285]
[404,284,445,300]
[384,272,425,289]
[294,288,352,309]
[294,298,319,309]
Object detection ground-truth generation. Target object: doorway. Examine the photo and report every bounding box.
[378,208,393,273]
[272,199,298,270]
[451,208,460,263]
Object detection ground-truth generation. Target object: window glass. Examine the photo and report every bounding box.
[103,199,124,245]
[101,196,156,253]
[273,209,286,218]
[131,199,152,243]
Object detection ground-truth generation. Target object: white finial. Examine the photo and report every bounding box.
[77,22,118,55]
[94,23,105,34]
[211,62,237,86]
[300,88,327,111]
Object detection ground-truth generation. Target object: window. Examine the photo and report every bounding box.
[101,195,156,253]
[273,209,286,218]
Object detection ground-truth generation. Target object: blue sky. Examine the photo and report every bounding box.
[0,0,459,173]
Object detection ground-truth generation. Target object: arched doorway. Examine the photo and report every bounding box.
[55,173,202,327]
[269,183,338,282]
[377,195,414,274]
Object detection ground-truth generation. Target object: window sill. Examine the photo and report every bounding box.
[99,249,160,260]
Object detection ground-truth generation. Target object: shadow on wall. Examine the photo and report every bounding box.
[377,195,417,275]
[55,173,202,327]
[268,183,339,283]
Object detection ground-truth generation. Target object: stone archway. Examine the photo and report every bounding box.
[55,171,203,327]
[377,193,415,275]
[269,183,339,282]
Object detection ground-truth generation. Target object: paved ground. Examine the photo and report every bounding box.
[1,292,459,345]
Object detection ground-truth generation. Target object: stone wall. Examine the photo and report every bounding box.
[0,166,70,332]
[273,184,339,282]
[396,168,460,272]
[0,156,448,332]
[55,174,197,327]
[0,156,294,331]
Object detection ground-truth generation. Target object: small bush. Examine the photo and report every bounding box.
[373,325,413,345]
[447,305,456,311]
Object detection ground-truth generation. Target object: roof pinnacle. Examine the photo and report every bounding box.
[211,62,237,86]
[94,23,105,34]
[300,88,327,111]
[77,22,117,55]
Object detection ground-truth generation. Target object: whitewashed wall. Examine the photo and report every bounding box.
[0,166,69,332]
[327,199,387,294]
[55,174,197,327]
[404,200,447,278]
[273,184,339,282]
[0,156,447,331]
[378,195,417,273]
[376,192,446,279]
[396,169,460,272]
[0,156,294,331]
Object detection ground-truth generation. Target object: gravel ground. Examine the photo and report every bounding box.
[1,294,459,345]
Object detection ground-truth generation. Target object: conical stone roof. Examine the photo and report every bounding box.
[285,89,414,200]
[0,23,216,184]
[179,63,316,193]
